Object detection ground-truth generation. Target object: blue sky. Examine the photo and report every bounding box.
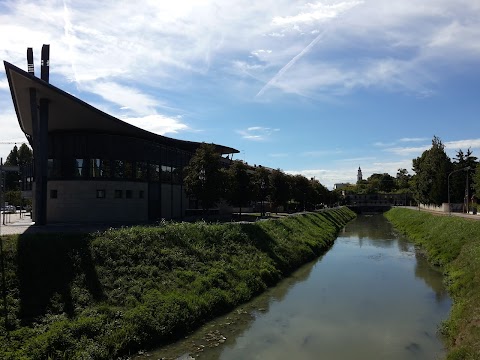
[1,0,480,189]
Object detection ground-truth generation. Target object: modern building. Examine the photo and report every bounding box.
[4,45,239,224]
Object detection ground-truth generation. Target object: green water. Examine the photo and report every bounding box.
[136,215,451,360]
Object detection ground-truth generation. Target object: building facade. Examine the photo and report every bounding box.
[4,46,238,224]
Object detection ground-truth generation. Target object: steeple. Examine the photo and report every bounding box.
[357,166,363,183]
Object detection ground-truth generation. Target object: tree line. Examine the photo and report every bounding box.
[11,136,477,214]
[183,143,336,216]
[1,143,33,208]
[336,136,480,208]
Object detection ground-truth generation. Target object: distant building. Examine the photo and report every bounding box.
[4,45,239,224]
[357,166,363,183]
[333,183,349,190]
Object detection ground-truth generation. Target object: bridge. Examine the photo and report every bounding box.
[347,202,393,214]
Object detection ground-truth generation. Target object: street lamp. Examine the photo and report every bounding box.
[448,166,470,215]
[260,179,266,217]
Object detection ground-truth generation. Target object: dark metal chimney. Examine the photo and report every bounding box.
[40,44,50,82]
[27,47,34,75]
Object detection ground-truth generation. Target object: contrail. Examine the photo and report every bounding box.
[256,29,328,98]
[63,0,79,86]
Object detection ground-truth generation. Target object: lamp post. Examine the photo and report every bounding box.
[260,179,266,217]
[448,166,470,215]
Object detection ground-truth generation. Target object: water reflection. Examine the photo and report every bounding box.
[137,215,451,360]
[414,252,449,303]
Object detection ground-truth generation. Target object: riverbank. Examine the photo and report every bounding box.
[0,207,355,359]
[385,208,480,360]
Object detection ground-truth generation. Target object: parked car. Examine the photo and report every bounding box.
[4,205,16,213]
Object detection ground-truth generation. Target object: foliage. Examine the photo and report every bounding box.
[290,174,310,211]
[2,144,33,191]
[365,173,396,193]
[268,169,290,212]
[0,208,356,359]
[473,163,480,202]
[224,160,253,216]
[412,136,452,205]
[3,191,21,206]
[450,149,477,204]
[183,143,224,212]
[252,166,270,215]
[385,208,480,359]
[396,168,411,190]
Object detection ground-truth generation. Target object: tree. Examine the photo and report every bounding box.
[396,168,411,190]
[291,174,311,211]
[252,165,270,216]
[3,144,33,191]
[269,169,290,213]
[310,178,329,209]
[365,173,396,193]
[183,143,224,213]
[412,136,452,205]
[224,160,253,218]
[473,163,480,202]
[451,148,477,204]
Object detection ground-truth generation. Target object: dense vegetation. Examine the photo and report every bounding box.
[0,207,355,359]
[183,143,335,214]
[385,208,480,360]
[339,136,480,211]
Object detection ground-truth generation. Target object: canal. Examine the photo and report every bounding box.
[136,214,451,360]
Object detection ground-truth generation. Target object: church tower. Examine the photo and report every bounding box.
[357,166,363,183]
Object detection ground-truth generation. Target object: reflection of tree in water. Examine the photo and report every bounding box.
[344,215,396,248]
[414,252,449,303]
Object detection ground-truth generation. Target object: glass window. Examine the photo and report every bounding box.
[96,189,106,198]
[114,189,122,198]
[50,189,58,199]
[75,159,88,178]
[161,165,172,183]
[101,159,111,178]
[114,160,124,178]
[149,162,160,181]
[90,159,101,178]
[136,162,147,180]
[126,190,132,199]
[139,190,144,199]
[125,161,133,179]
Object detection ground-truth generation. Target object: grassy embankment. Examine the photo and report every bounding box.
[0,207,355,359]
[385,208,480,360]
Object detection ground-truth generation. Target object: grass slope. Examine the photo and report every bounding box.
[385,208,480,360]
[0,207,355,359]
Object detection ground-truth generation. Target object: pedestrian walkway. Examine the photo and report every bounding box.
[0,212,35,235]
[404,206,480,220]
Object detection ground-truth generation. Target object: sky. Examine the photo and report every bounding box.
[1,0,480,189]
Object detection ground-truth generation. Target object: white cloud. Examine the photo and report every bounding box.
[0,78,8,90]
[121,114,189,135]
[272,1,364,27]
[385,145,430,156]
[445,139,480,150]
[1,0,479,102]
[0,107,29,160]
[237,126,280,141]
[399,137,428,142]
[81,81,161,116]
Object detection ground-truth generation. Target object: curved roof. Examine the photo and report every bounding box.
[4,61,239,155]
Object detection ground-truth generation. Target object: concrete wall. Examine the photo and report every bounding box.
[419,203,463,213]
[47,180,148,223]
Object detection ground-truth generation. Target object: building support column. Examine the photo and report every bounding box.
[36,98,49,225]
